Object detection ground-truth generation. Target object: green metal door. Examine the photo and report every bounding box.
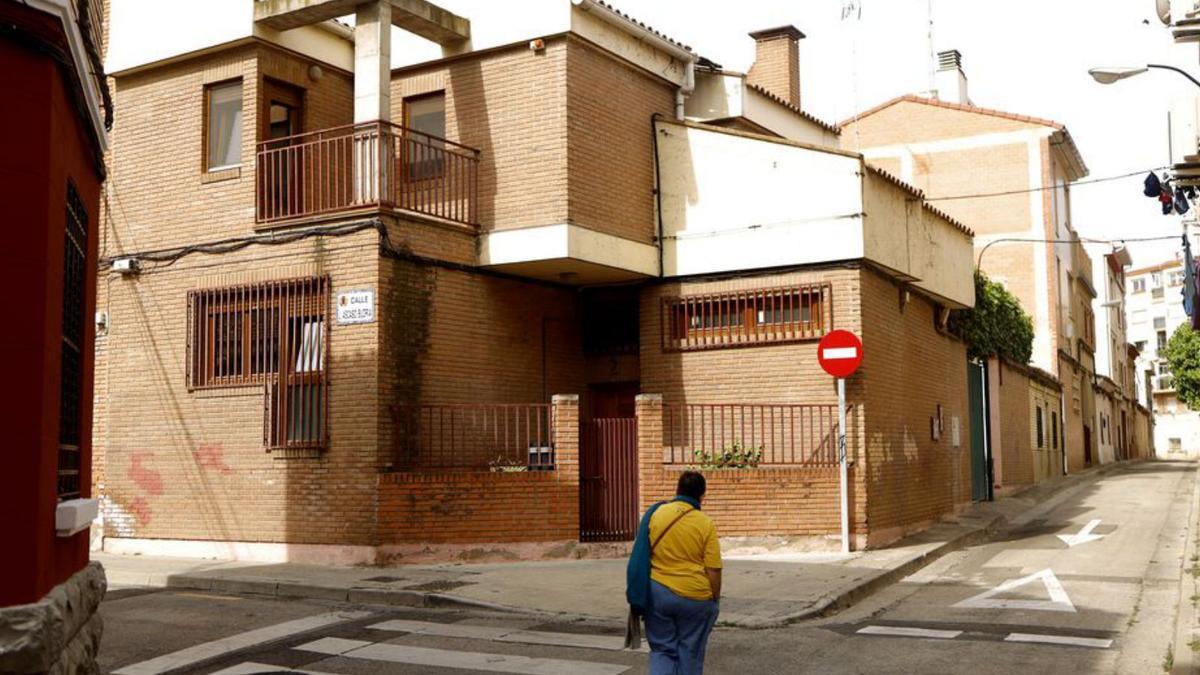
[968,360,990,501]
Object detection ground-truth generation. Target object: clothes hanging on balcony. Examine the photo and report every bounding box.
[1177,187,1191,215]
[1145,172,1163,198]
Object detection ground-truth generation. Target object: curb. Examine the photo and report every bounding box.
[102,462,1138,631]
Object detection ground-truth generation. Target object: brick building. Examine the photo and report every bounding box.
[841,49,1144,482]
[95,0,976,562]
[0,0,110,670]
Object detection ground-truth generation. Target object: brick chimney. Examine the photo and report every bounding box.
[934,49,970,105]
[747,25,805,108]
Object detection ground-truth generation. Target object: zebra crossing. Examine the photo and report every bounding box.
[115,611,645,675]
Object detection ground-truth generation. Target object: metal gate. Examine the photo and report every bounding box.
[580,417,639,542]
[968,360,992,502]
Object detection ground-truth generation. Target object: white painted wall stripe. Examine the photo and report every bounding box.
[296,638,631,674]
[111,611,373,675]
[856,625,962,639]
[1005,633,1113,649]
[822,347,858,360]
[369,618,642,652]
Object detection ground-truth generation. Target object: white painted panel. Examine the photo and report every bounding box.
[1004,633,1113,649]
[296,639,631,674]
[657,121,865,277]
[856,625,962,639]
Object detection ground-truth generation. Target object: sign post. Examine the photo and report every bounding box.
[818,330,863,554]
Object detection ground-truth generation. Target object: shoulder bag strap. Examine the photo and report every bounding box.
[650,506,694,552]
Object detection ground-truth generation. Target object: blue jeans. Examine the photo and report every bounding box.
[646,580,719,675]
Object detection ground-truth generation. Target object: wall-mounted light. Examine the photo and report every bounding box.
[529,38,546,52]
[308,65,324,82]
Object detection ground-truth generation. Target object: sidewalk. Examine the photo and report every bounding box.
[98,463,1128,629]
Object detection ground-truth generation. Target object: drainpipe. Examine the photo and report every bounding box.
[570,0,696,119]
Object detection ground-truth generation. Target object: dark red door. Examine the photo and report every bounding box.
[580,383,639,542]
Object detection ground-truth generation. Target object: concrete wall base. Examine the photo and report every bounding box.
[103,538,379,566]
[0,562,105,674]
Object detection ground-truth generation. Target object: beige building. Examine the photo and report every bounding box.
[842,50,1113,475]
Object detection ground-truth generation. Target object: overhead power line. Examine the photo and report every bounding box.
[976,234,1184,268]
[924,167,1169,202]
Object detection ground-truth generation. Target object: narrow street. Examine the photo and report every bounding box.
[99,460,1197,674]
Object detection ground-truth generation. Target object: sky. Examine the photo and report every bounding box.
[599,0,1197,268]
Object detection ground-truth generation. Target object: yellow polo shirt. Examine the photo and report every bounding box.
[649,502,722,601]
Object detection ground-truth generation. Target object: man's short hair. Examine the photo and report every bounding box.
[676,471,707,500]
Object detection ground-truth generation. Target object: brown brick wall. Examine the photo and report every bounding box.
[97,232,384,546]
[565,38,674,244]
[377,397,580,544]
[640,268,862,405]
[391,40,569,233]
[746,36,800,107]
[859,267,972,544]
[105,44,353,253]
[989,358,1035,491]
[634,395,856,541]
[842,99,1041,147]
[912,144,1030,237]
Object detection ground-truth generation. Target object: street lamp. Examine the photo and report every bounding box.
[1089,64,1200,89]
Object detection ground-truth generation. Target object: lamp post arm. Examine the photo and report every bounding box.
[1148,63,1200,89]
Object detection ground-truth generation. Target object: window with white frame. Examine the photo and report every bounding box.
[205,80,243,171]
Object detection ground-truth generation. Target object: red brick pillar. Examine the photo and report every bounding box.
[552,395,581,540]
[635,394,664,511]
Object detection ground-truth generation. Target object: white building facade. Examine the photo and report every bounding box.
[1126,257,1199,456]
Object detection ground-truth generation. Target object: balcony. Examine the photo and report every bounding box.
[256,121,479,227]
[1155,374,1177,392]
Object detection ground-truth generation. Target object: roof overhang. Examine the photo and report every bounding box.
[254,0,470,46]
[479,223,658,285]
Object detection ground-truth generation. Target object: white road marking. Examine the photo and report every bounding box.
[208,663,339,675]
[1056,519,1105,547]
[369,618,644,652]
[856,625,962,639]
[822,347,858,360]
[111,611,373,675]
[953,569,1076,613]
[295,637,630,674]
[1005,633,1113,649]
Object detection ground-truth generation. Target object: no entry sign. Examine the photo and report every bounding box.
[818,330,863,379]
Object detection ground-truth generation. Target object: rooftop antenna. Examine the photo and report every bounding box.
[843,0,863,151]
[927,0,936,94]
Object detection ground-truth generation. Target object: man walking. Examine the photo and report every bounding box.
[632,471,722,674]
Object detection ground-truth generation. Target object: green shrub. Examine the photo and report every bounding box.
[693,441,763,469]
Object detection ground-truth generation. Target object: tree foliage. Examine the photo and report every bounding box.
[950,270,1035,363]
[1162,324,1200,411]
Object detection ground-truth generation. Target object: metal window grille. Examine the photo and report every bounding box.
[661,283,831,352]
[663,403,846,467]
[58,180,88,500]
[391,404,554,470]
[187,277,330,450]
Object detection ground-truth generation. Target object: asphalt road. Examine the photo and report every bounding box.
[99,460,1197,675]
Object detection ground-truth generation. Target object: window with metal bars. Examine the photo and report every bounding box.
[58,180,88,500]
[661,283,830,351]
[187,277,329,450]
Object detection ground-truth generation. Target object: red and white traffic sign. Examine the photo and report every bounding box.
[818,330,863,379]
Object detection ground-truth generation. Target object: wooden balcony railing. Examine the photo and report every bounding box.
[256,121,480,226]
